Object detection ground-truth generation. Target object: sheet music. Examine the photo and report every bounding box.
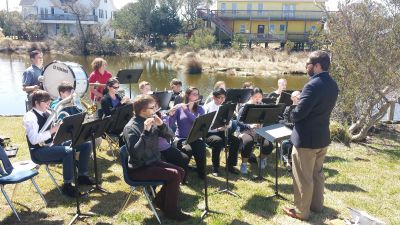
[265,126,292,139]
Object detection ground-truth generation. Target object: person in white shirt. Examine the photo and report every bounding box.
[203,88,240,176]
[23,90,94,198]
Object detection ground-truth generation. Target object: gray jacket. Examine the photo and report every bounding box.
[123,115,174,170]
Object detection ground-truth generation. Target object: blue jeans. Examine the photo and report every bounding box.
[31,141,92,183]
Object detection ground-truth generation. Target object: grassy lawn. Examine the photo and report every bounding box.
[1,116,399,225]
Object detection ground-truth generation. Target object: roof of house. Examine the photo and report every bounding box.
[19,0,37,6]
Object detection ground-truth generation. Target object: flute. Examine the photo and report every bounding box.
[165,99,202,114]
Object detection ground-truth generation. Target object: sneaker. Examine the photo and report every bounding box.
[249,154,257,163]
[62,183,80,198]
[228,166,239,175]
[260,158,267,169]
[240,163,248,174]
[212,168,219,177]
[77,176,96,186]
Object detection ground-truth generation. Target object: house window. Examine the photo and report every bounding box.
[232,3,237,14]
[221,3,226,11]
[247,4,252,15]
[99,9,103,18]
[240,24,246,33]
[51,7,54,15]
[283,5,295,18]
[93,9,96,16]
[105,10,107,19]
[310,25,316,31]
[40,8,44,15]
[257,4,263,16]
[269,24,275,32]
[280,24,285,31]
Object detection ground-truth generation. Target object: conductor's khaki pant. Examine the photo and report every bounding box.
[291,146,328,219]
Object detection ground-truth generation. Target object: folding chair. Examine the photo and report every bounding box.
[0,146,47,221]
[29,149,62,194]
[119,146,164,225]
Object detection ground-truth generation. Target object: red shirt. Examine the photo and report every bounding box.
[88,70,112,101]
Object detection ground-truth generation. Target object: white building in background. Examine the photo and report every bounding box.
[20,0,116,37]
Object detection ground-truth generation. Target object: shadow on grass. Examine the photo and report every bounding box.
[243,194,280,219]
[89,190,133,216]
[324,167,339,180]
[231,219,252,225]
[1,210,64,225]
[325,155,348,163]
[326,183,366,192]
[308,206,339,224]
[359,143,400,160]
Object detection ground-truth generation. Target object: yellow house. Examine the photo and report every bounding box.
[199,0,327,45]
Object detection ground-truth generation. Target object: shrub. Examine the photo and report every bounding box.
[285,40,294,54]
[174,34,188,49]
[330,121,351,145]
[232,34,245,50]
[188,29,215,50]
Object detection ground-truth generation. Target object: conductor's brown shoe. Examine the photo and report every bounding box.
[283,206,307,221]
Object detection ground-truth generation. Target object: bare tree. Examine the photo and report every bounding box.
[52,0,97,55]
[313,0,400,141]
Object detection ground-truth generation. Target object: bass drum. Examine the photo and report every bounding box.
[42,61,89,99]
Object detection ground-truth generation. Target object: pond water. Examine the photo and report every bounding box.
[1,53,398,121]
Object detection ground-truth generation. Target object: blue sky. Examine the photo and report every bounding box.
[1,0,341,12]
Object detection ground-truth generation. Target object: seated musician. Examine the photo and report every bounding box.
[268,78,287,102]
[100,78,130,118]
[23,90,94,198]
[237,88,274,175]
[203,88,240,176]
[168,87,206,179]
[204,81,226,105]
[123,94,191,221]
[50,81,83,117]
[139,81,152,95]
[169,78,182,103]
[279,90,301,171]
[155,108,190,183]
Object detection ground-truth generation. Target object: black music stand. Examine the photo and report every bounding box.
[52,113,96,225]
[152,91,173,110]
[239,104,285,180]
[116,69,143,98]
[278,90,296,107]
[256,123,291,201]
[186,112,221,220]
[210,103,239,198]
[108,104,133,135]
[75,116,112,194]
[225,88,253,104]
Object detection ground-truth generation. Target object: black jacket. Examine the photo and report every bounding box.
[290,72,339,149]
[100,93,123,117]
[123,116,174,170]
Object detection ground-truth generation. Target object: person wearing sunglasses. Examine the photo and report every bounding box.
[100,78,130,118]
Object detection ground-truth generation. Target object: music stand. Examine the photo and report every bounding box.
[225,88,253,104]
[256,123,291,201]
[239,104,285,180]
[152,91,173,110]
[52,113,96,225]
[210,103,239,198]
[74,116,112,194]
[116,69,143,98]
[278,90,296,107]
[186,112,221,219]
[108,104,133,135]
